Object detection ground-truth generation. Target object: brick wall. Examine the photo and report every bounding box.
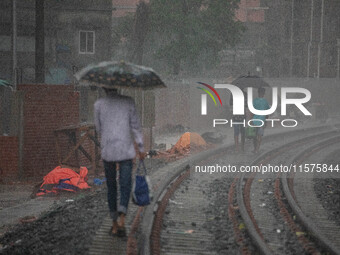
[0,136,19,179]
[112,0,149,17]
[18,84,80,177]
[236,0,265,23]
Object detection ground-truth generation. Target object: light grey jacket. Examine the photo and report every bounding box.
[94,94,144,162]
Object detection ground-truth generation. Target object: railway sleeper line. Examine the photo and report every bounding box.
[88,124,340,254]
[237,130,340,255]
[146,125,340,255]
[282,136,340,255]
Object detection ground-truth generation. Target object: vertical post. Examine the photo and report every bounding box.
[149,126,152,152]
[35,0,45,83]
[12,0,17,90]
[17,92,24,180]
[317,0,324,78]
[54,131,62,165]
[94,129,99,176]
[142,90,144,127]
[337,38,340,79]
[91,129,96,175]
[290,0,294,77]
[307,0,314,78]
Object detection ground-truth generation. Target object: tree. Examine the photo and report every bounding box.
[112,1,150,65]
[131,1,150,65]
[148,0,245,74]
[35,0,45,83]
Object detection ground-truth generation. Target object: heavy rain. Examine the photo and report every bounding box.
[0,0,340,254]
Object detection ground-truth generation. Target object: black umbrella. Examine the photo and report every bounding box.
[231,75,270,89]
[74,60,166,90]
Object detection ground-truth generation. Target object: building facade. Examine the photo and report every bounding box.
[0,0,112,84]
[217,0,340,78]
[263,0,340,78]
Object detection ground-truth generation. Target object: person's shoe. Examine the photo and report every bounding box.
[110,221,118,236]
[117,214,126,237]
[117,226,126,237]
[118,213,125,227]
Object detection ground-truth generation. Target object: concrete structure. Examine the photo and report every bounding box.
[219,0,267,76]
[112,0,143,18]
[0,0,112,84]
[263,0,340,78]
[110,0,340,78]
[218,0,340,78]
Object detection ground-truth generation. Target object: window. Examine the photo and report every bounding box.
[79,31,95,54]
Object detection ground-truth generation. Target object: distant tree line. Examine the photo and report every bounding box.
[112,0,245,75]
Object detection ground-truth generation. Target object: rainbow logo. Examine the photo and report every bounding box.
[197,82,223,106]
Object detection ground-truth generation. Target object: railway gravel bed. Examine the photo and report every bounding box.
[1,125,339,255]
[157,126,340,255]
[314,178,340,226]
[251,175,306,255]
[159,152,260,254]
[160,176,218,255]
[0,158,167,255]
[314,148,340,227]
[205,177,254,255]
[0,189,108,255]
[238,130,338,255]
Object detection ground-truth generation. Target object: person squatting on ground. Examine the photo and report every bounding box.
[94,88,145,237]
[230,88,247,153]
[252,87,270,153]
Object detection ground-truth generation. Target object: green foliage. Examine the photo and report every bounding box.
[148,0,245,74]
[112,0,245,74]
[112,14,135,48]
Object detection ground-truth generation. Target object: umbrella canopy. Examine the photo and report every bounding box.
[231,75,270,89]
[0,79,11,87]
[0,79,13,90]
[74,60,166,90]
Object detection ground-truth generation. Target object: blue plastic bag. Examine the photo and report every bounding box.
[132,161,152,206]
[93,177,106,186]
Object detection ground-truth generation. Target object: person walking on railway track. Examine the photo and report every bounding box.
[94,87,146,237]
[252,87,270,153]
[230,88,248,153]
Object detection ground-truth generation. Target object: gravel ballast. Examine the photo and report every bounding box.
[0,189,108,255]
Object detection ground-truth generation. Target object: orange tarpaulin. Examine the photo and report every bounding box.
[37,166,90,196]
[170,132,207,154]
[155,132,212,161]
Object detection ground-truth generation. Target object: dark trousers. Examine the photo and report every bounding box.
[103,159,133,221]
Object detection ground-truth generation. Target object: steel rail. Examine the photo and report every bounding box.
[282,135,340,255]
[139,123,340,254]
[237,129,340,255]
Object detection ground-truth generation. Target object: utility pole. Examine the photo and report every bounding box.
[307,0,314,78]
[290,0,294,77]
[337,38,340,79]
[12,0,17,90]
[35,0,45,83]
[12,0,24,179]
[317,0,324,78]
[132,1,149,65]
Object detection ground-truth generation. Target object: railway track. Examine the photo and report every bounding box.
[282,136,340,254]
[236,130,340,255]
[88,124,340,254]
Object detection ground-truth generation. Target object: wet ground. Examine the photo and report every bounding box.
[205,177,246,254]
[1,123,339,254]
[0,189,107,255]
[314,149,340,226]
[0,158,168,255]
